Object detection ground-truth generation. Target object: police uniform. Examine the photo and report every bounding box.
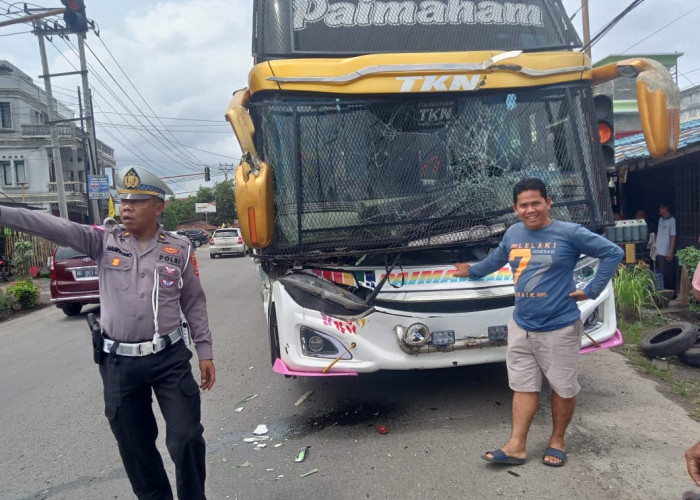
[0,166,213,499]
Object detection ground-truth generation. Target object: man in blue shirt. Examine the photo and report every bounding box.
[454,178,623,467]
[656,202,677,297]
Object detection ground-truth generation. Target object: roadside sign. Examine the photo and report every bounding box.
[88,175,110,200]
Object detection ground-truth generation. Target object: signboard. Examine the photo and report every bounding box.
[253,0,582,60]
[88,175,110,200]
[195,203,217,213]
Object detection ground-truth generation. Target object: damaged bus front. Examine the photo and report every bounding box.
[226,0,680,376]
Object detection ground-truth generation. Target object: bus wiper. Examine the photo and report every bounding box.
[363,253,402,307]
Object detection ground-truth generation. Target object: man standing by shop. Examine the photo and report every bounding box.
[454,178,623,467]
[656,202,677,297]
[0,166,215,499]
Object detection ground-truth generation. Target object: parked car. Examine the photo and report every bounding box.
[177,229,210,247]
[49,245,100,316]
[209,228,246,258]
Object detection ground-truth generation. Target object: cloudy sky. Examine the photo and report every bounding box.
[0,0,697,196]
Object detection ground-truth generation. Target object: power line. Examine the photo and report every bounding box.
[620,5,700,54]
[583,0,647,52]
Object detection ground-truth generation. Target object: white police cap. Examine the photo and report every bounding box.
[115,166,173,201]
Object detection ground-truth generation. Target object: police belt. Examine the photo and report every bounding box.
[102,327,182,356]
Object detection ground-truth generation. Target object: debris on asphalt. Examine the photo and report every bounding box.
[234,407,244,413]
[376,424,388,434]
[300,468,318,478]
[507,471,520,478]
[274,443,283,448]
[253,424,268,435]
[235,394,258,406]
[232,461,250,468]
[243,435,270,443]
[254,443,267,451]
[295,446,310,462]
[294,390,313,406]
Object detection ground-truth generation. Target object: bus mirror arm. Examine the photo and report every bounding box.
[225,88,260,162]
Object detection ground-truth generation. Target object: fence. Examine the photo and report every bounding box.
[2,228,55,270]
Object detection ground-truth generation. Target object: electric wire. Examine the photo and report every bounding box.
[582,0,647,52]
[92,35,204,167]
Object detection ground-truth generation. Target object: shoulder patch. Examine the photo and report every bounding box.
[190,253,200,277]
[163,246,179,254]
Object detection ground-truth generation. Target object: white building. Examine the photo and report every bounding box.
[0,60,115,221]
[681,84,700,123]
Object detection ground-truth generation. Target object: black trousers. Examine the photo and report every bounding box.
[656,255,676,295]
[99,340,206,500]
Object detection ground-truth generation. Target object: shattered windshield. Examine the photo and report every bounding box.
[252,84,612,255]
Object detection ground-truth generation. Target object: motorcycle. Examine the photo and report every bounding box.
[0,255,12,281]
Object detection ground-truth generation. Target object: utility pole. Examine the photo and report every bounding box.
[37,32,69,218]
[77,35,101,223]
[581,0,592,60]
[77,86,93,223]
[219,163,236,182]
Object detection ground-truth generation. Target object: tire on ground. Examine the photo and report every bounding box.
[679,339,700,368]
[640,322,699,359]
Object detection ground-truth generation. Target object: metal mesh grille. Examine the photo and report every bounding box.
[251,84,612,257]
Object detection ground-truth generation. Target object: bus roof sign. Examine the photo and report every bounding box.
[253,0,582,62]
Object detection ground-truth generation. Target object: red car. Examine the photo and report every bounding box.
[49,245,100,316]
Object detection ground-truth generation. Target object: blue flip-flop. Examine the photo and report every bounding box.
[481,448,526,465]
[542,447,567,467]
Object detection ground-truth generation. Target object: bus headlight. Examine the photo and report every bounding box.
[397,323,430,347]
[574,257,600,289]
[300,327,350,359]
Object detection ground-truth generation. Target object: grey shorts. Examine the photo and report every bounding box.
[506,318,583,398]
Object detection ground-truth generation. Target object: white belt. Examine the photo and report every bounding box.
[102,328,182,356]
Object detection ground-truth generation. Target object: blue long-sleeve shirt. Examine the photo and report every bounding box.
[469,220,624,332]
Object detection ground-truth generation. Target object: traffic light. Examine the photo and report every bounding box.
[204,166,211,182]
[60,0,88,33]
[594,94,615,170]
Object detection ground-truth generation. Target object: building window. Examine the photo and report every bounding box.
[14,161,25,184]
[0,102,11,129]
[2,162,12,185]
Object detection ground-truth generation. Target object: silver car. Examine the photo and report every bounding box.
[209,228,246,258]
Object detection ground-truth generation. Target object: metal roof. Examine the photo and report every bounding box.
[615,118,700,166]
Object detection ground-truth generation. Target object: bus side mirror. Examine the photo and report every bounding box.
[590,58,679,159]
[635,60,680,159]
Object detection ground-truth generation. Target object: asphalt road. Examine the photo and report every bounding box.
[0,251,698,499]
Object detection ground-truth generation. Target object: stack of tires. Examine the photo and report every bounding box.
[640,322,700,367]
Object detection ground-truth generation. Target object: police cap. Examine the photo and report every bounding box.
[115,166,173,201]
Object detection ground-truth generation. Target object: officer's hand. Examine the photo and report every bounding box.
[199,360,216,391]
[686,441,700,486]
[568,290,589,301]
[453,263,471,278]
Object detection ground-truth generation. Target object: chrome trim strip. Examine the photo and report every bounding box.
[268,50,523,83]
[267,51,590,83]
[50,294,99,303]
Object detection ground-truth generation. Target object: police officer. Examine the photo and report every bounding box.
[0,166,215,499]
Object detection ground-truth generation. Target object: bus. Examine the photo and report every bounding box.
[226,0,679,376]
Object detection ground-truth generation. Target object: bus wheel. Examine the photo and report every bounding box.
[268,303,281,366]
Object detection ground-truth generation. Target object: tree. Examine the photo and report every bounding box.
[162,196,196,230]
[213,179,236,226]
[196,186,214,203]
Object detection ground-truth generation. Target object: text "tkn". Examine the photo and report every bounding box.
[397,74,482,92]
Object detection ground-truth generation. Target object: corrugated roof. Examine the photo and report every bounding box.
[615,118,700,165]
